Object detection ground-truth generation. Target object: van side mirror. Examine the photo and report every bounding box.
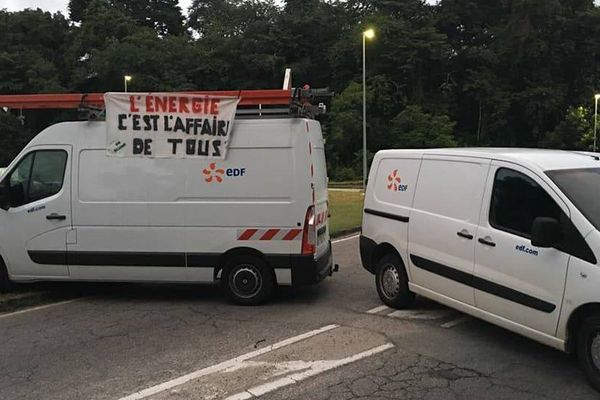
[531,217,562,248]
[0,182,8,211]
[7,183,24,209]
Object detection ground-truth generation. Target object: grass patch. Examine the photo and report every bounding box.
[328,189,364,236]
[328,180,362,189]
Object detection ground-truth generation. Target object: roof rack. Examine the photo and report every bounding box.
[0,88,333,120]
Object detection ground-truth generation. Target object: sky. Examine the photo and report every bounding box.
[0,0,439,16]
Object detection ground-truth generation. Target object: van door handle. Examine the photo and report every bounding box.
[478,237,496,247]
[457,231,473,240]
[46,213,66,221]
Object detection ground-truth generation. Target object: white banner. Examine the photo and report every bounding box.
[105,92,240,158]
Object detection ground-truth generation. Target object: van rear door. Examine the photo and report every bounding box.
[308,120,329,258]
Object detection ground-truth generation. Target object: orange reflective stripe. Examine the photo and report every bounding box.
[283,229,302,240]
[260,229,280,240]
[238,229,258,240]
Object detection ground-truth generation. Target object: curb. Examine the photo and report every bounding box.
[331,228,360,239]
[0,291,53,314]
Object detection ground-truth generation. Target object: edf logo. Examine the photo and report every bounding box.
[226,168,246,177]
[387,169,408,192]
[203,163,246,183]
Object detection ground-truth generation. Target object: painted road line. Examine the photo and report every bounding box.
[388,309,455,320]
[0,298,84,320]
[117,324,339,400]
[366,305,390,314]
[440,316,472,329]
[387,310,420,319]
[332,234,359,244]
[225,343,395,400]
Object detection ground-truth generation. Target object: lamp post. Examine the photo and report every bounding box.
[124,75,132,92]
[362,28,375,193]
[595,94,600,152]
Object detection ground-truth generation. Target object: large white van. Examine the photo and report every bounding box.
[0,114,333,305]
[361,148,600,389]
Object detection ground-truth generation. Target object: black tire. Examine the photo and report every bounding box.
[577,314,600,392]
[222,255,275,305]
[0,260,12,293]
[375,253,414,309]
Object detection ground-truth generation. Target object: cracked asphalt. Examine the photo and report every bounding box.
[0,235,598,399]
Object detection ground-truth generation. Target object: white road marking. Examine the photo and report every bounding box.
[225,393,253,400]
[440,316,472,329]
[388,309,455,320]
[0,298,84,320]
[366,305,390,314]
[117,324,339,400]
[224,343,394,400]
[332,234,359,243]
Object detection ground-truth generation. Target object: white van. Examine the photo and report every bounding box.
[361,148,600,389]
[0,116,333,305]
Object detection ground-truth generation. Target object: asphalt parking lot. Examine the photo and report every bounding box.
[0,235,597,400]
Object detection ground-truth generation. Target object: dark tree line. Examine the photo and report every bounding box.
[1,0,599,179]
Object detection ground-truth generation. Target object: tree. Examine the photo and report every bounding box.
[69,0,185,35]
[112,0,185,36]
[390,105,457,148]
[0,9,70,93]
[0,112,34,167]
[541,106,593,150]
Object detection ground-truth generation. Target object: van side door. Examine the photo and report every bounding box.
[408,156,490,305]
[0,146,71,277]
[474,162,575,335]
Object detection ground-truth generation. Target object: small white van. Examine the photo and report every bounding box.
[361,148,600,389]
[0,115,333,305]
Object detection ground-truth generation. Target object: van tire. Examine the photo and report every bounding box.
[577,314,600,391]
[0,260,12,293]
[222,255,274,306]
[375,253,414,309]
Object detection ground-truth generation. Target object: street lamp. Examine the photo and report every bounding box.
[595,94,600,152]
[362,28,375,192]
[124,75,132,92]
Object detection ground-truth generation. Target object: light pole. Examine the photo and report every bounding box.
[124,75,132,92]
[362,28,375,192]
[595,94,600,152]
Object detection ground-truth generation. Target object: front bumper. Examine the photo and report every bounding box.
[289,243,334,286]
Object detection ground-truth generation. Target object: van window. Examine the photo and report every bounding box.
[490,168,561,238]
[6,150,67,207]
[546,168,600,231]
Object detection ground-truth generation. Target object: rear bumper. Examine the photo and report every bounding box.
[289,243,334,286]
[360,235,377,274]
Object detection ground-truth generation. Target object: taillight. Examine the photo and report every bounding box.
[302,205,316,255]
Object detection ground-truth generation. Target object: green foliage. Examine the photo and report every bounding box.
[2,0,600,179]
[69,0,184,35]
[541,106,594,150]
[0,112,34,167]
[390,106,457,148]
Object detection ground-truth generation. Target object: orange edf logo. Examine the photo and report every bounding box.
[387,169,401,191]
[203,162,225,183]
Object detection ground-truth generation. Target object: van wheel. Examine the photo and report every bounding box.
[222,255,274,306]
[375,253,414,309]
[577,314,600,391]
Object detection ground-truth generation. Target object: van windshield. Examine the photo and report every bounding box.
[546,168,600,231]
